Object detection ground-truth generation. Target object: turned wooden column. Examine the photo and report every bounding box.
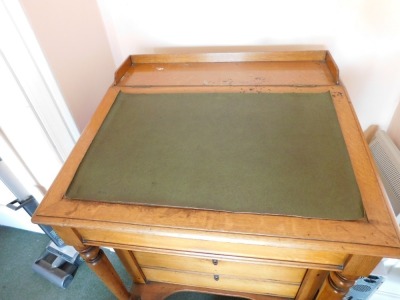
[52,227,130,300]
[315,255,381,300]
[78,246,130,300]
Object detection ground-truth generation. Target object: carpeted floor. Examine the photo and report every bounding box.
[0,225,241,300]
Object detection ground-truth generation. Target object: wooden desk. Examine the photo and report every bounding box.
[32,51,400,300]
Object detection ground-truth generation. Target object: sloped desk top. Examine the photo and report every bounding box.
[33,51,400,300]
[66,91,363,220]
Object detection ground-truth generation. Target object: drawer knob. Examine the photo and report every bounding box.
[214,275,219,281]
[212,259,218,265]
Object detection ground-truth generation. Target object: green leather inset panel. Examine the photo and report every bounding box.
[66,92,364,220]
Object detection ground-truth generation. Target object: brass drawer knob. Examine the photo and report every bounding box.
[212,259,218,265]
[214,275,219,281]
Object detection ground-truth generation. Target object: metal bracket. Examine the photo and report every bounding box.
[6,195,35,211]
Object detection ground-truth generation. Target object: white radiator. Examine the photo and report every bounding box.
[369,130,400,223]
[368,130,400,300]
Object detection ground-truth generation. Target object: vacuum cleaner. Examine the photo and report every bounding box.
[0,156,82,288]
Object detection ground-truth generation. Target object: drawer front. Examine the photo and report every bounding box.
[143,267,300,298]
[79,228,348,267]
[135,251,306,283]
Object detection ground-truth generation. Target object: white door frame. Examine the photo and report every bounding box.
[0,0,79,232]
[1,0,79,161]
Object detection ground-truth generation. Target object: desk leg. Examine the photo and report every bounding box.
[295,269,328,300]
[78,246,130,300]
[115,249,147,284]
[315,255,381,300]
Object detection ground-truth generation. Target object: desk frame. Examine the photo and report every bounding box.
[33,51,400,300]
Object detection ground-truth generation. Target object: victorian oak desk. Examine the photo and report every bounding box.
[32,51,400,300]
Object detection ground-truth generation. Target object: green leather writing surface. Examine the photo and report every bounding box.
[66,92,364,220]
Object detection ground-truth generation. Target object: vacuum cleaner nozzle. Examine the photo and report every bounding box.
[32,250,78,289]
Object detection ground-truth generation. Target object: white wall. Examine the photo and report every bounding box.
[97,0,400,131]
[20,0,116,132]
[388,103,400,148]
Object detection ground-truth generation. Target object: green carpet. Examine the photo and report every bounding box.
[0,226,242,300]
